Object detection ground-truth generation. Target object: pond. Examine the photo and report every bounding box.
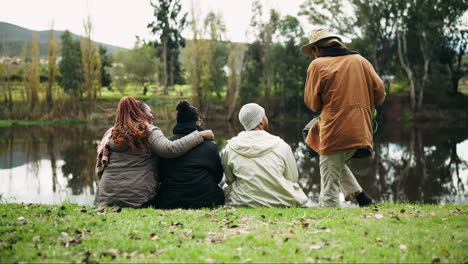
[1,118,467,205]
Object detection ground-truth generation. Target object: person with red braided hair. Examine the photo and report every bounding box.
[94,96,214,208]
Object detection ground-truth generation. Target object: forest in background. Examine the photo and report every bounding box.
[0,0,467,122]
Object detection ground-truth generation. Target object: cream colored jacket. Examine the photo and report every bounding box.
[221,130,308,207]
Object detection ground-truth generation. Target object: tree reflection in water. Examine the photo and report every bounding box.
[0,124,106,203]
[214,120,467,204]
[0,120,466,205]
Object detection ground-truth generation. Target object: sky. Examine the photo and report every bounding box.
[0,0,311,48]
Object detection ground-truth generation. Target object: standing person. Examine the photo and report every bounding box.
[222,103,309,208]
[94,96,214,208]
[155,101,224,209]
[301,29,386,207]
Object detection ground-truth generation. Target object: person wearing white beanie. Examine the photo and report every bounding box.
[238,103,265,131]
[221,103,309,208]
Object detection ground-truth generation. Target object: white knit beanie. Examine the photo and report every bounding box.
[239,103,265,131]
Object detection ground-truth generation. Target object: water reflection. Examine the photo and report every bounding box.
[0,125,103,204]
[0,120,467,205]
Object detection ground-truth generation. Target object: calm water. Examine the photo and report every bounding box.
[1,119,467,205]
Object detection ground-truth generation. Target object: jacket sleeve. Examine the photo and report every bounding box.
[208,142,224,184]
[281,142,299,183]
[364,59,386,106]
[221,147,235,185]
[304,62,323,112]
[148,125,203,158]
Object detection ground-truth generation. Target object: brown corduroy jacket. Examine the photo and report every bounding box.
[304,54,386,155]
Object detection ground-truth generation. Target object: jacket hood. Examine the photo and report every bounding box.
[227,130,281,158]
[173,122,204,135]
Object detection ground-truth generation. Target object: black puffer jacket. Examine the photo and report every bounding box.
[155,122,224,209]
[94,125,204,208]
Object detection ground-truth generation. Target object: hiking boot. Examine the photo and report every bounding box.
[356,192,374,207]
[345,191,360,202]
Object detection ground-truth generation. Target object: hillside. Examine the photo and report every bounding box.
[0,22,126,56]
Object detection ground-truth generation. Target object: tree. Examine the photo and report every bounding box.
[300,0,396,77]
[202,11,228,99]
[148,0,187,95]
[442,23,468,94]
[20,41,30,102]
[183,5,204,111]
[240,41,262,104]
[46,24,59,107]
[124,41,158,95]
[225,43,247,121]
[99,46,112,90]
[80,16,100,101]
[109,43,158,95]
[92,48,102,97]
[299,0,357,38]
[394,0,468,110]
[250,0,280,99]
[29,33,40,110]
[300,0,468,111]
[1,32,12,108]
[59,30,82,98]
[351,0,397,79]
[108,50,129,95]
[273,15,310,114]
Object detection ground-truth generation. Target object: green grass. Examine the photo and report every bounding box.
[0,119,88,127]
[98,84,193,100]
[0,203,466,263]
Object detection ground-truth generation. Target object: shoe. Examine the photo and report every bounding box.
[356,192,374,207]
[345,191,360,202]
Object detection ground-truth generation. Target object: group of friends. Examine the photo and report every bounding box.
[94,29,386,209]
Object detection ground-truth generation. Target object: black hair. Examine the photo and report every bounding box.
[176,101,200,123]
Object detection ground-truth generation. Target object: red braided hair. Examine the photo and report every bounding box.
[112,96,152,153]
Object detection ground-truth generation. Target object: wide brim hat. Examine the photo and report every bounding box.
[301,29,342,57]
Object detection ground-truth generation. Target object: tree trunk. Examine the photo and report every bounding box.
[451,46,465,94]
[46,82,53,107]
[415,129,426,201]
[30,36,40,111]
[417,31,430,110]
[6,64,12,109]
[226,72,242,121]
[197,72,203,113]
[47,137,58,192]
[2,33,12,108]
[397,30,417,111]
[226,44,247,121]
[162,38,168,95]
[170,53,175,88]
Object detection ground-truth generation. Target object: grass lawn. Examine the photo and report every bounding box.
[0,203,466,263]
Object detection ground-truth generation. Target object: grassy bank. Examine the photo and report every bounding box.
[0,119,88,127]
[0,203,467,263]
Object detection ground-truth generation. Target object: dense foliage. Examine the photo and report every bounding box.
[0,0,466,119]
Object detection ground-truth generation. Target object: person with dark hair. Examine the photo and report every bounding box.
[94,96,215,208]
[155,101,224,209]
[301,29,386,207]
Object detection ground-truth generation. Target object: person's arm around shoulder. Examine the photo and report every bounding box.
[279,141,299,183]
[304,62,323,112]
[207,141,224,184]
[221,145,235,185]
[148,124,214,158]
[363,57,386,106]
